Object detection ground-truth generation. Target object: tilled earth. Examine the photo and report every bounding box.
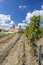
[0,33,42,65]
[37,37,43,65]
[0,33,19,52]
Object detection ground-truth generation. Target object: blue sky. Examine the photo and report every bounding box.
[0,0,43,29]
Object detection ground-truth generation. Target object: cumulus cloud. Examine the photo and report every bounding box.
[23,5,26,8]
[16,20,27,29]
[22,20,26,23]
[25,10,43,24]
[19,5,26,9]
[41,5,43,9]
[17,8,43,29]
[18,23,27,29]
[17,9,43,29]
[9,21,15,28]
[0,14,11,24]
[10,21,14,25]
[19,6,22,8]
[0,14,14,29]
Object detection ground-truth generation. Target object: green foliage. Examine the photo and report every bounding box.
[0,29,2,32]
[25,15,41,46]
[40,28,43,36]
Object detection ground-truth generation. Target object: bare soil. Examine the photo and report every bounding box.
[0,34,43,65]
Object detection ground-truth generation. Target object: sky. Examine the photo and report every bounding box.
[0,0,43,29]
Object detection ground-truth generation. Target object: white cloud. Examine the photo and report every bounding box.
[18,23,27,29]
[19,6,22,8]
[23,5,26,8]
[0,14,14,29]
[25,10,43,24]
[9,21,15,28]
[41,5,43,9]
[0,14,11,24]
[22,20,26,23]
[19,5,26,9]
[17,8,43,29]
[10,21,14,25]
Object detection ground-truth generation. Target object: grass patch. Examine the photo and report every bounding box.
[0,33,14,38]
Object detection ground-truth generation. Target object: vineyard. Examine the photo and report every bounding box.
[0,15,43,65]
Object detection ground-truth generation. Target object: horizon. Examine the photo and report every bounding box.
[0,0,43,29]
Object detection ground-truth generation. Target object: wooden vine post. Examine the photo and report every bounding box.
[37,44,42,65]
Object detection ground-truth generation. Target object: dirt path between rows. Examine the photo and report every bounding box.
[1,34,43,65]
[0,33,19,52]
[1,34,24,65]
